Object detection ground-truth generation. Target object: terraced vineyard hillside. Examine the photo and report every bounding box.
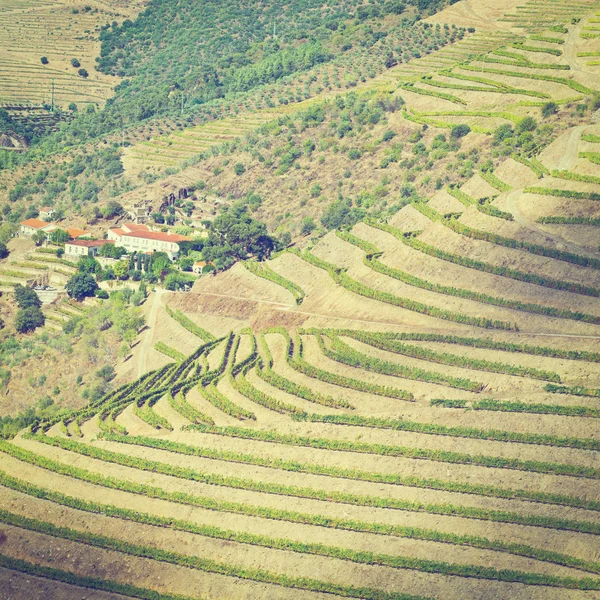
[3,1,600,599]
[0,0,142,108]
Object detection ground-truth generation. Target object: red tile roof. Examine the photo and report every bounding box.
[21,218,51,229]
[39,206,53,213]
[66,239,114,248]
[122,230,190,243]
[122,223,150,232]
[67,228,90,239]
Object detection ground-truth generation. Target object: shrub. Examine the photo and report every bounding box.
[233,163,245,175]
[0,242,7,259]
[95,289,109,299]
[541,102,558,118]
[450,124,471,139]
[301,216,317,235]
[78,68,89,78]
[71,58,81,68]
[517,116,537,132]
[40,57,48,65]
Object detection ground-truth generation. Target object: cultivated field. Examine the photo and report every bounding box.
[3,1,600,599]
[0,0,142,108]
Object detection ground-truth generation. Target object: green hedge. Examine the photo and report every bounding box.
[538,216,600,226]
[294,411,600,451]
[292,248,513,329]
[368,217,600,297]
[551,170,600,185]
[445,185,513,220]
[0,508,435,600]
[319,328,600,362]
[460,65,596,95]
[199,379,256,420]
[2,475,598,590]
[243,260,305,304]
[479,170,512,192]
[5,439,600,535]
[183,423,600,477]
[165,305,216,342]
[167,391,214,424]
[133,398,173,431]
[154,342,186,362]
[525,187,600,201]
[319,333,485,391]
[256,361,352,409]
[545,384,600,398]
[335,329,561,381]
[418,202,600,270]
[437,398,600,418]
[103,432,599,514]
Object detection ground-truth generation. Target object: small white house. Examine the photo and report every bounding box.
[19,218,55,238]
[64,239,114,258]
[39,206,55,221]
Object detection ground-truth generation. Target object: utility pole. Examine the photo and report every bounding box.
[51,79,55,112]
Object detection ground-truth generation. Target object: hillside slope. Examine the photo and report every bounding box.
[1,1,600,599]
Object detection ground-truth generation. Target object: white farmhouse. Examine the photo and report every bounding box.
[19,218,56,237]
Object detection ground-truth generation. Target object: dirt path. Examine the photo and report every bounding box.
[557,125,589,172]
[137,289,166,377]
[563,19,599,78]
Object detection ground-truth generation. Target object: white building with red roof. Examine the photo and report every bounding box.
[64,239,114,259]
[107,223,190,259]
[19,218,56,237]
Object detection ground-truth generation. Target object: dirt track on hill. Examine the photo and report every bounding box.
[137,289,165,377]
[189,290,600,340]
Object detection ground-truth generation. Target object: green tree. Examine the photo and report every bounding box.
[32,231,47,246]
[517,116,537,133]
[66,273,98,301]
[233,163,245,175]
[98,244,125,259]
[101,200,123,219]
[40,57,48,65]
[202,203,275,269]
[14,285,41,309]
[164,272,188,290]
[450,124,471,139]
[96,364,115,381]
[541,102,558,118]
[113,260,130,280]
[0,241,8,258]
[301,216,316,235]
[71,58,81,68]
[78,255,101,274]
[50,228,70,244]
[15,306,45,333]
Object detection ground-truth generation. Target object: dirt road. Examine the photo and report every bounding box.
[136,289,166,377]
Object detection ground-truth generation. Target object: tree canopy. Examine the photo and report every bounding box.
[202,203,276,269]
[66,273,99,301]
[15,306,45,333]
[14,285,41,309]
